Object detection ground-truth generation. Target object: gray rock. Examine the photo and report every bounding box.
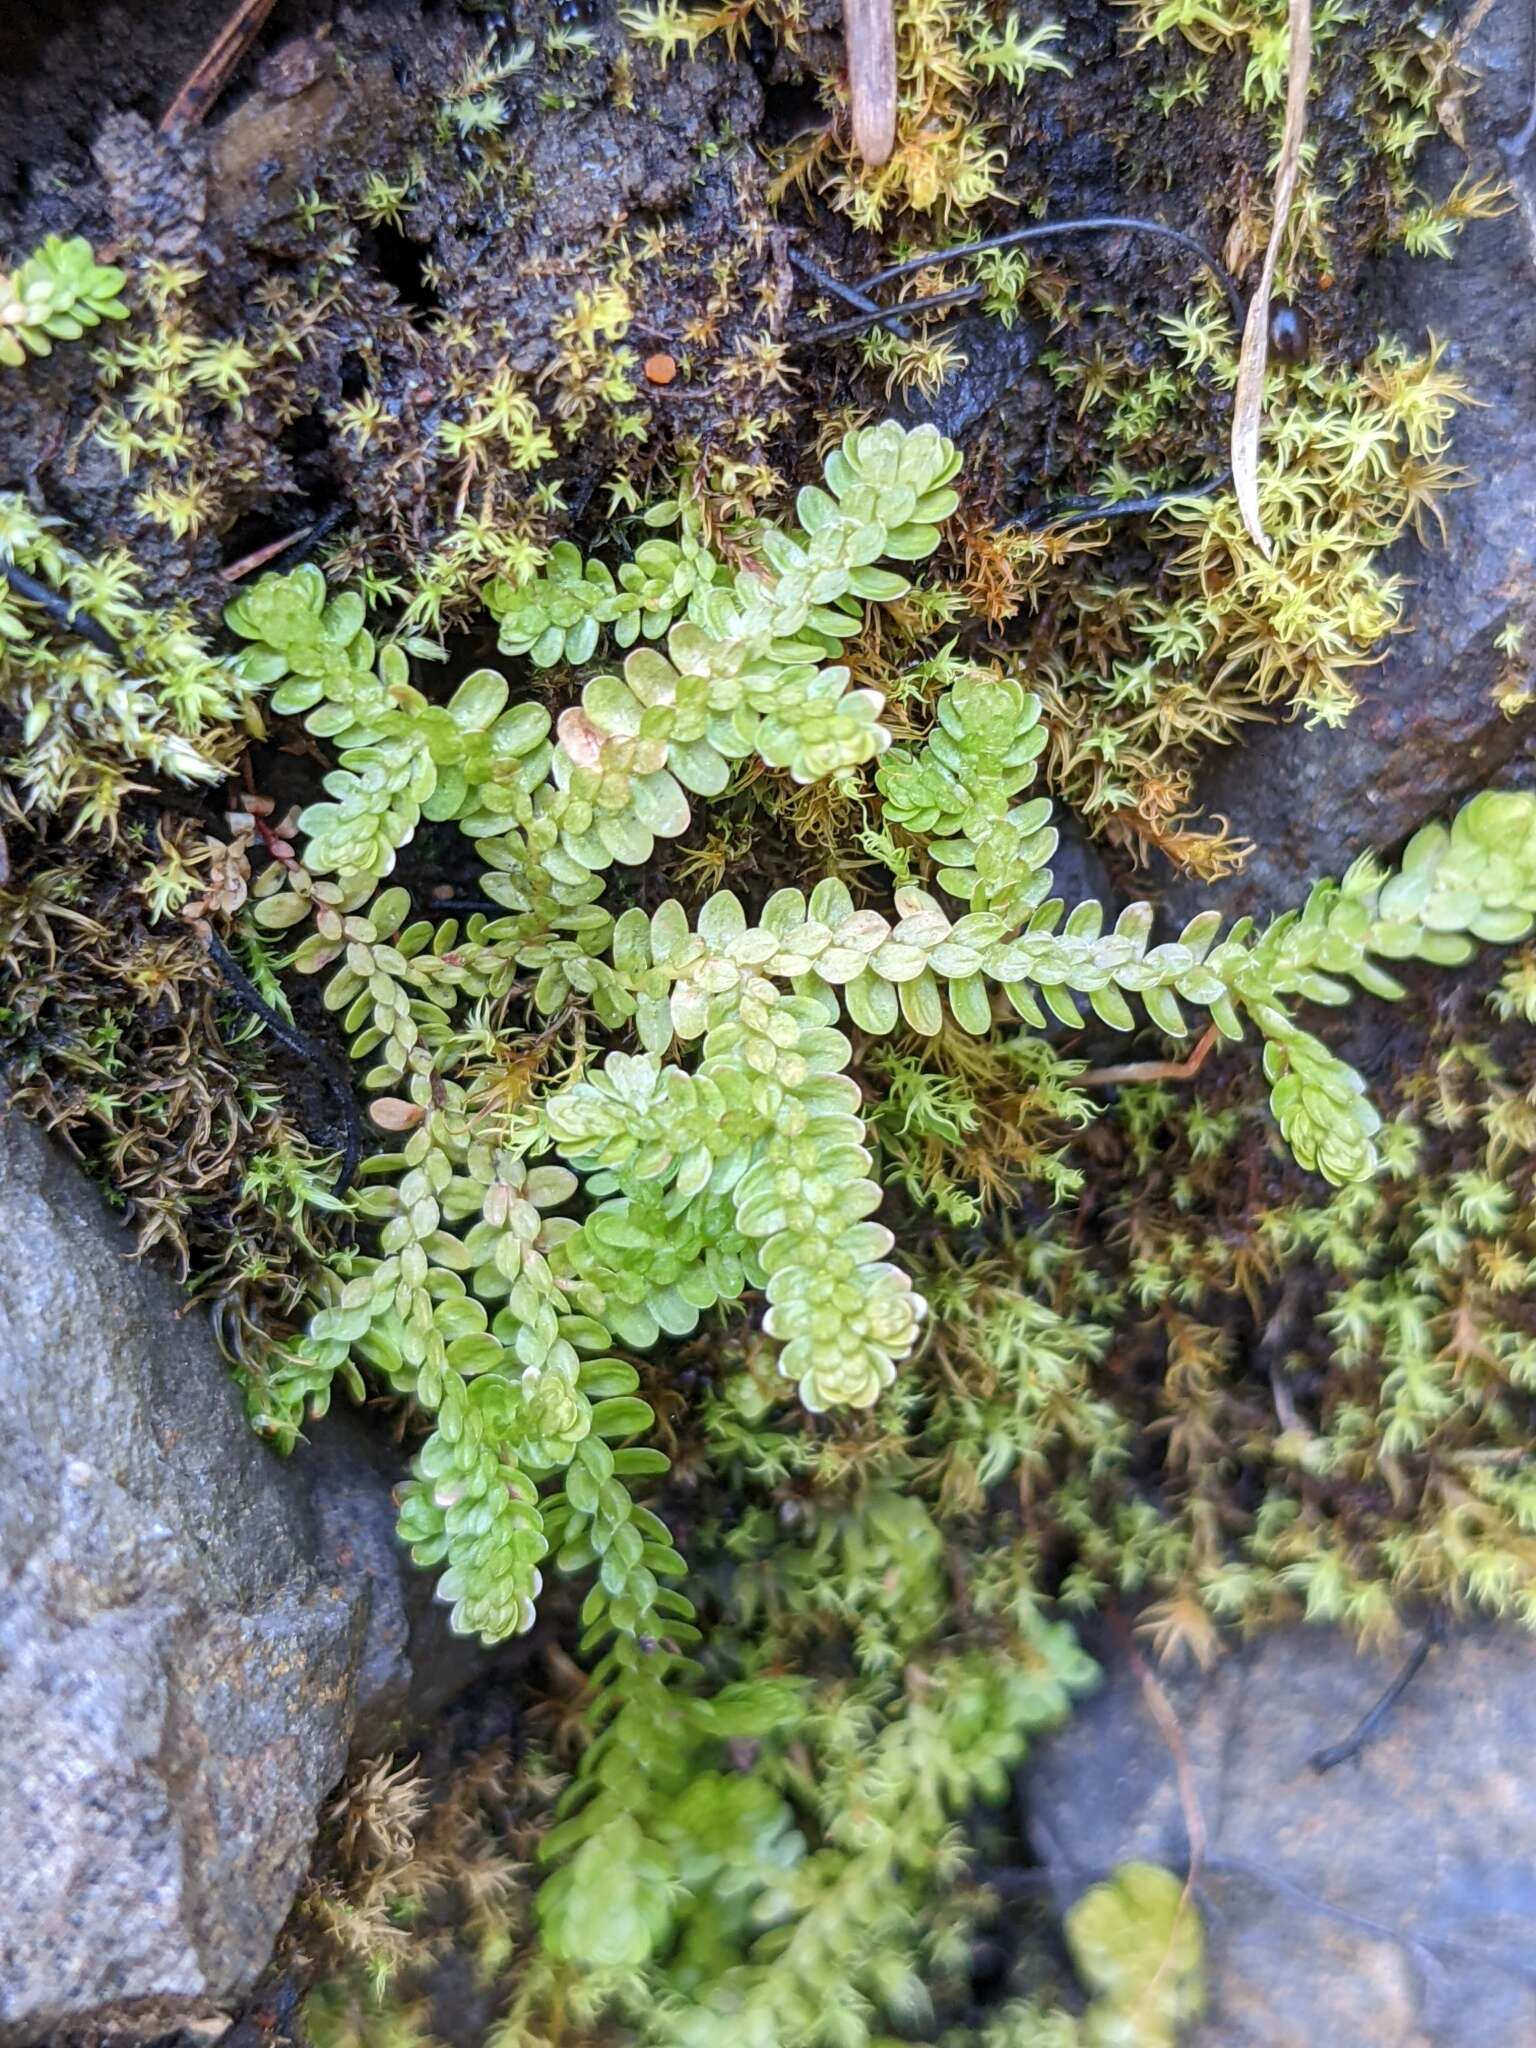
[0,1114,367,2046]
[1027,1622,1536,2047]
[1163,0,1536,926]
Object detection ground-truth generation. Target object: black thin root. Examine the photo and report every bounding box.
[2,560,124,659]
[790,211,1245,528]
[204,929,363,1195]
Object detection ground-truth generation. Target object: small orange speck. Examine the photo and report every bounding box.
[644,352,678,385]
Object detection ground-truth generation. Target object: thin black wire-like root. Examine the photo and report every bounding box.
[2,560,124,659]
[792,212,1243,527]
[1021,470,1232,529]
[853,213,1244,326]
[1308,1613,1446,1774]
[270,500,352,573]
[787,246,910,340]
[204,928,363,1195]
[795,213,1243,342]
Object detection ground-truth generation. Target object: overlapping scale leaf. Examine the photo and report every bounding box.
[0,234,128,367]
[1262,1024,1383,1186]
[877,668,1045,840]
[486,528,729,670]
[1371,790,1536,956]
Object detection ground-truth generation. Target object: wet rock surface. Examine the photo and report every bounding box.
[1161,0,1536,927]
[0,1114,460,2045]
[1027,1621,1536,2048]
[899,312,1052,485]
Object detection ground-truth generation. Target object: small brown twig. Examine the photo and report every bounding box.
[1119,1618,1207,2019]
[843,0,897,168]
[1230,0,1312,554]
[1078,1022,1220,1090]
[221,503,352,584]
[451,457,477,525]
[160,0,278,135]
[219,524,319,583]
[1122,1633,1207,1882]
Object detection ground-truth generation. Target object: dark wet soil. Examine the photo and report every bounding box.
[0,0,1419,609]
[0,0,345,208]
[0,0,771,615]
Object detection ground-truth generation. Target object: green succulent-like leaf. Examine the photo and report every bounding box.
[877,666,1045,839]
[536,1816,677,1967]
[487,540,619,666]
[486,524,731,668]
[1261,1022,1384,1184]
[1066,1862,1205,2046]
[0,235,128,368]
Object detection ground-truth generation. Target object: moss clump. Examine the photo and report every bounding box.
[1021,333,1467,864]
[987,977,1536,1649]
[0,839,350,1325]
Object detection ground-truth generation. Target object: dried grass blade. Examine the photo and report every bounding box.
[1231,0,1313,555]
[844,0,897,169]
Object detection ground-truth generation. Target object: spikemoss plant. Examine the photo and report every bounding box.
[213,423,1536,1664]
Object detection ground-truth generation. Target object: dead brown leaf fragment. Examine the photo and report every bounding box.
[1231,0,1313,555]
[843,0,897,169]
[369,1097,426,1134]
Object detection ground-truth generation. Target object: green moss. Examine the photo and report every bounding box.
[0,494,260,834]
[970,988,1536,1648]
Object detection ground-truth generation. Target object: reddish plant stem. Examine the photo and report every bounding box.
[160,0,277,135]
